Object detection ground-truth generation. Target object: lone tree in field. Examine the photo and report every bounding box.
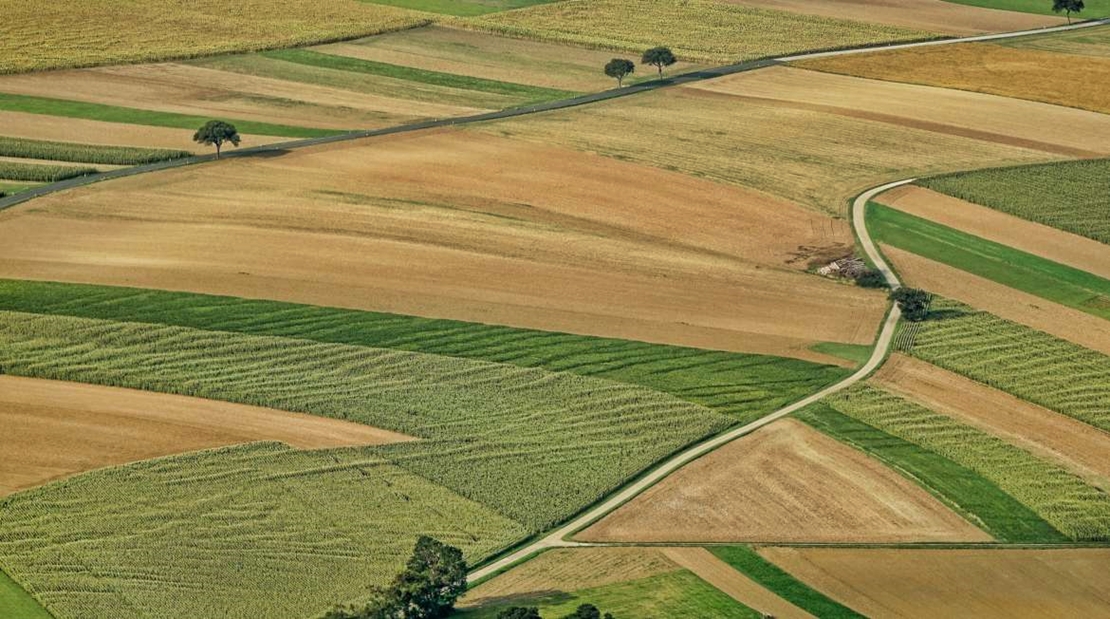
[890,287,931,322]
[1052,0,1084,22]
[193,120,240,159]
[641,46,677,78]
[604,58,636,87]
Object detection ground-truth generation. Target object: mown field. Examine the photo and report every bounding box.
[942,0,1110,17]
[364,0,558,16]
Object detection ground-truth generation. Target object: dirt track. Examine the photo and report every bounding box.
[0,375,413,496]
[661,548,813,619]
[576,419,988,543]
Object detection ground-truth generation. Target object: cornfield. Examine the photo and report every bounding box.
[0,137,189,166]
[0,161,97,182]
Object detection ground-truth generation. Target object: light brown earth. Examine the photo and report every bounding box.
[722,0,1062,35]
[878,185,1110,280]
[883,245,1110,356]
[0,129,887,362]
[0,156,122,170]
[689,67,1110,158]
[460,547,681,608]
[0,375,414,496]
[797,42,1110,115]
[873,354,1110,491]
[0,63,476,132]
[761,547,1110,619]
[576,419,988,543]
[661,547,813,619]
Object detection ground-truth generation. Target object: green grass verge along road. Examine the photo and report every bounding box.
[0,569,52,619]
[941,0,1110,18]
[710,546,864,618]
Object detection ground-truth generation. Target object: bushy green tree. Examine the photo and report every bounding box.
[641,46,677,78]
[561,604,613,619]
[498,607,542,619]
[193,120,240,159]
[890,287,931,322]
[1052,0,1084,23]
[603,58,636,87]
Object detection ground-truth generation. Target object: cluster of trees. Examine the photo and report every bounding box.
[603,46,677,87]
[890,287,931,322]
[497,604,614,619]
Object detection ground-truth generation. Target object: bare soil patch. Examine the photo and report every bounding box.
[661,548,813,619]
[0,375,413,496]
[879,185,1110,280]
[884,245,1110,356]
[761,547,1110,619]
[576,419,988,543]
[690,67,1110,158]
[0,129,886,361]
[722,0,1061,35]
[874,354,1110,491]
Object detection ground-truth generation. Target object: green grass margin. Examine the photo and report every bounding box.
[0,568,53,619]
[709,546,864,619]
[939,0,1110,18]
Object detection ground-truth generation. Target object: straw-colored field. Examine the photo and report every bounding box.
[0,375,413,496]
[576,419,988,543]
[761,547,1110,618]
[0,129,886,360]
[660,548,813,619]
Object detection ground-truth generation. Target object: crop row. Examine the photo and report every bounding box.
[0,442,525,619]
[0,310,733,530]
[826,385,1110,540]
[0,161,96,182]
[908,299,1110,433]
[0,136,190,165]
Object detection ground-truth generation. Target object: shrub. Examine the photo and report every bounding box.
[890,287,929,321]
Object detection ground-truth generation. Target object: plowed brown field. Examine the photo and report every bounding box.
[874,354,1110,491]
[878,185,1110,280]
[0,129,886,361]
[0,375,413,496]
[722,0,1061,35]
[576,419,988,543]
[661,548,813,619]
[761,547,1110,619]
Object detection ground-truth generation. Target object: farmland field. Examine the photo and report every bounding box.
[362,0,558,16]
[941,0,1110,17]
[710,546,864,619]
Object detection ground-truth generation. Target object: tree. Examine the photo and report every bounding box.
[561,605,612,619]
[1052,0,1084,23]
[855,268,889,289]
[889,287,931,322]
[193,120,240,159]
[641,46,677,78]
[604,58,636,87]
[498,608,542,619]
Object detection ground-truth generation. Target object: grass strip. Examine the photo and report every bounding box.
[796,402,1067,543]
[869,201,1110,321]
[358,0,559,17]
[0,136,189,165]
[262,48,577,102]
[709,546,864,619]
[0,569,53,619]
[0,92,342,138]
[808,341,871,366]
[0,161,96,182]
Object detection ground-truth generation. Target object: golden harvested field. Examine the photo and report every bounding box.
[478,85,1058,214]
[878,185,1110,280]
[796,42,1110,115]
[459,0,931,64]
[0,0,427,74]
[761,547,1110,618]
[576,419,988,543]
[0,130,886,360]
[873,354,1110,492]
[721,0,1062,35]
[882,245,1110,356]
[660,548,813,619]
[0,375,413,496]
[460,548,681,608]
[690,67,1110,158]
[315,26,707,92]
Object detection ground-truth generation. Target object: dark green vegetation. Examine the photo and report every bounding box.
[796,403,1067,542]
[919,159,1110,245]
[193,120,241,158]
[0,161,96,182]
[0,280,847,426]
[939,0,1110,17]
[890,287,931,322]
[905,298,1110,433]
[454,571,758,618]
[261,49,575,103]
[869,202,1110,320]
[709,546,864,619]
[360,0,559,17]
[0,569,53,619]
[0,137,189,165]
[0,93,341,138]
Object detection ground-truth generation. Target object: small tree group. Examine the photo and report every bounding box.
[497,604,613,619]
[890,287,931,322]
[323,537,467,619]
[603,46,678,87]
[1052,0,1084,23]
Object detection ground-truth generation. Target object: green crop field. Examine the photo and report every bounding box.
[0,93,341,139]
[919,159,1110,245]
[710,546,864,618]
[941,0,1110,17]
[0,280,847,425]
[868,202,1110,320]
[362,0,558,17]
[0,443,525,619]
[826,385,1110,541]
[0,161,97,182]
[455,570,759,618]
[0,181,38,196]
[796,403,1063,542]
[0,569,52,619]
[0,137,189,165]
[460,0,931,64]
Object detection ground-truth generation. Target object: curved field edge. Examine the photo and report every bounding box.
[0,568,53,619]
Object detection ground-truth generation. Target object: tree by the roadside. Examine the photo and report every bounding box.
[641,46,677,78]
[561,604,613,619]
[1052,0,1084,23]
[604,58,636,87]
[193,120,240,159]
[855,268,888,289]
[498,607,542,619]
[890,287,931,322]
